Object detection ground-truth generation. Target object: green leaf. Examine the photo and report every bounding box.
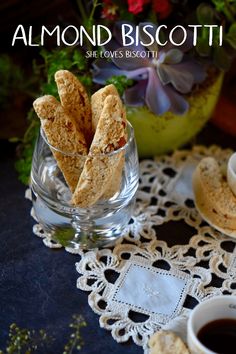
[15,158,31,185]
[225,23,236,49]
[73,50,86,71]
[41,82,58,98]
[225,35,236,50]
[196,37,212,57]
[230,22,236,32]
[211,0,236,22]
[53,228,75,246]
[106,75,134,96]
[9,137,20,143]
[213,46,232,70]
[211,0,225,13]
[197,3,215,25]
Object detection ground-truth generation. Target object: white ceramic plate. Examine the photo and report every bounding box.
[195,200,236,239]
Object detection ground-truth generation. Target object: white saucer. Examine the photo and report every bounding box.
[195,200,236,239]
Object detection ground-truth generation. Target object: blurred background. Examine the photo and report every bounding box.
[0,0,80,139]
[0,2,236,353]
[0,0,236,183]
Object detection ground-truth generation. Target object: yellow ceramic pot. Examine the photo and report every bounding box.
[127,73,224,157]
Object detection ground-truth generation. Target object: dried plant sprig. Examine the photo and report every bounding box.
[63,315,87,354]
[1,323,53,354]
[0,314,87,354]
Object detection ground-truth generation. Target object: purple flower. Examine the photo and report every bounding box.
[93,22,206,115]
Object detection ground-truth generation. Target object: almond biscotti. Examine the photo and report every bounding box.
[149,331,190,354]
[193,157,236,231]
[91,84,127,199]
[55,70,92,145]
[91,84,120,132]
[33,95,87,192]
[71,94,127,207]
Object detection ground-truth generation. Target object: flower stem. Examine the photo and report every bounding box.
[89,0,100,23]
[83,0,102,51]
[224,0,235,22]
[67,336,77,354]
[76,0,88,24]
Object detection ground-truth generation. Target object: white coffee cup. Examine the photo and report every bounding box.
[227,152,236,197]
[187,295,236,354]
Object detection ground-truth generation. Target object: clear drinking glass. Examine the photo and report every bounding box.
[30,122,139,249]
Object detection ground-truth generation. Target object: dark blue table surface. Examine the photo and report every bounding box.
[1,123,236,354]
[0,141,143,354]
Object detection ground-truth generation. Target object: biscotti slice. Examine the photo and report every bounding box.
[71,94,127,207]
[55,70,92,145]
[149,331,190,354]
[91,84,120,131]
[101,155,125,199]
[101,107,126,200]
[91,84,127,199]
[193,174,236,237]
[193,157,236,230]
[33,95,87,193]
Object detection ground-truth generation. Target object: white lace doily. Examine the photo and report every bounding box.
[28,145,236,351]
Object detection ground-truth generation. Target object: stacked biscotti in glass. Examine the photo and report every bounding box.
[33,70,127,208]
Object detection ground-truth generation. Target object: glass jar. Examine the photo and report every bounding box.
[30,122,139,249]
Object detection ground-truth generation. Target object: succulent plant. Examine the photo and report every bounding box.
[196,2,236,70]
[93,22,206,115]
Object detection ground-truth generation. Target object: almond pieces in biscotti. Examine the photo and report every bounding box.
[33,95,88,193]
[149,331,190,354]
[55,70,92,146]
[91,84,127,200]
[71,94,127,207]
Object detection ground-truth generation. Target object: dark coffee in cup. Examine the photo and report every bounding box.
[197,318,236,354]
